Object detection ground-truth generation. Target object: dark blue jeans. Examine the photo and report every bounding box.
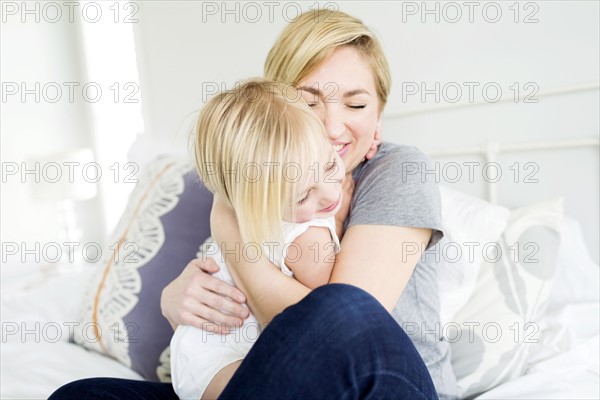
[49,284,438,399]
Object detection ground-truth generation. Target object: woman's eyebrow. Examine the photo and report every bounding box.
[343,89,371,98]
[297,86,320,96]
[297,86,371,98]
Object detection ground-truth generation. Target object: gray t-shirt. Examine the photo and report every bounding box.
[348,142,459,400]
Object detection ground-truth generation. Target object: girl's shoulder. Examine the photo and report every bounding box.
[281,216,337,242]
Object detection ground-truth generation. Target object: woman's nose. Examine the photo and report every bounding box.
[323,108,345,141]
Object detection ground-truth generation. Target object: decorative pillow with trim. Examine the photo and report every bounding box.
[73,156,213,382]
[449,198,564,398]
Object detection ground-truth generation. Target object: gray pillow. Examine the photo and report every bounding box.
[73,156,213,382]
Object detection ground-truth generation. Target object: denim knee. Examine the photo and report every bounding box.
[304,283,381,314]
[48,378,113,400]
[220,283,437,400]
[48,377,178,400]
[304,283,388,321]
[278,284,394,347]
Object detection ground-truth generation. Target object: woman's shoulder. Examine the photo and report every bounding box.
[348,142,444,240]
[373,142,431,163]
[353,142,433,180]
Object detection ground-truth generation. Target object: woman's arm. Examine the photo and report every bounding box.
[211,196,430,324]
[330,225,431,312]
[213,146,440,323]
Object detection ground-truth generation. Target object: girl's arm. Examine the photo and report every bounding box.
[202,361,241,400]
[160,175,352,331]
[284,226,336,289]
[210,197,310,326]
[335,174,354,239]
[284,173,351,290]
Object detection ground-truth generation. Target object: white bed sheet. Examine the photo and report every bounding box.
[1,340,143,399]
[477,336,599,399]
[1,217,599,399]
[1,263,143,399]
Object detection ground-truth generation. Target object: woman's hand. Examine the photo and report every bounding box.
[160,258,249,334]
[335,174,355,239]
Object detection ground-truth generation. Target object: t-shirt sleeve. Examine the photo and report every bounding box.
[347,145,444,249]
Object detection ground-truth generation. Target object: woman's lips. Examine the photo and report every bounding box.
[320,195,341,213]
[334,143,349,157]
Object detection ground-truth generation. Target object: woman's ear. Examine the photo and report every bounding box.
[375,114,383,141]
[365,115,383,160]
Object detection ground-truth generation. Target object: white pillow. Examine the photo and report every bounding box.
[545,216,600,310]
[450,198,564,398]
[525,216,600,368]
[436,186,511,326]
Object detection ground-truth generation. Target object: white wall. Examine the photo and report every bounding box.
[1,12,104,255]
[1,3,142,265]
[3,2,596,264]
[378,1,599,261]
[131,1,599,261]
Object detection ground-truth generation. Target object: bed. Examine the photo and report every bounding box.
[2,134,599,399]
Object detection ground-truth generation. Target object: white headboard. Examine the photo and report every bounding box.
[383,83,600,263]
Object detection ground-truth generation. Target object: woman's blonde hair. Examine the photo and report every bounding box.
[194,79,329,245]
[264,9,391,109]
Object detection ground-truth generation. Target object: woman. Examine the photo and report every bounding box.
[166,9,457,399]
[50,9,457,400]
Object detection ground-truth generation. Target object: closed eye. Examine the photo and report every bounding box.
[349,105,366,109]
[298,190,311,205]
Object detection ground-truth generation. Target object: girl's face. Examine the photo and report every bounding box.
[283,146,345,223]
[297,46,382,174]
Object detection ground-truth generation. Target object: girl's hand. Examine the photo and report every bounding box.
[160,258,249,334]
[365,130,381,160]
[335,174,355,238]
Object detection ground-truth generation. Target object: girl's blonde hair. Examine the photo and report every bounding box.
[264,9,391,109]
[194,79,329,245]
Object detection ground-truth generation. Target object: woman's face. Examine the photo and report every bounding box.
[297,46,382,174]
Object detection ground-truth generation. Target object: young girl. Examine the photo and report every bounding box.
[170,79,347,400]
